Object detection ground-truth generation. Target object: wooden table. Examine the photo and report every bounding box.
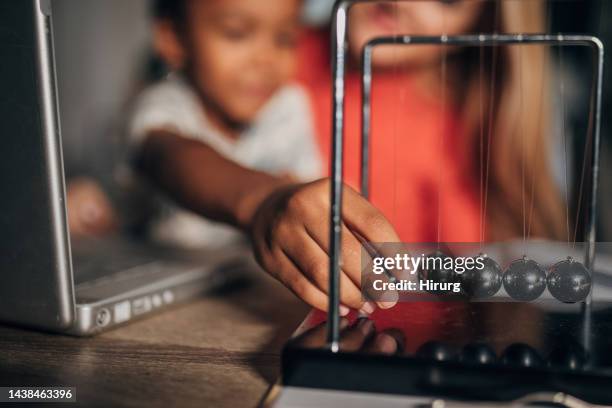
[0,270,308,407]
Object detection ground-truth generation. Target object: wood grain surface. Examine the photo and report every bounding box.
[0,269,308,408]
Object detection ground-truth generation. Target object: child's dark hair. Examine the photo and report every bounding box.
[153,0,186,22]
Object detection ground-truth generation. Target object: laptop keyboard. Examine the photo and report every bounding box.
[71,237,181,286]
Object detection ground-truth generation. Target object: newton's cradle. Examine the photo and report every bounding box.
[278,1,610,406]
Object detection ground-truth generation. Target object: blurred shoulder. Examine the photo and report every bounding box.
[259,83,312,124]
[133,74,198,109]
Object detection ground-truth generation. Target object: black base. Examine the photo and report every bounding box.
[281,346,612,405]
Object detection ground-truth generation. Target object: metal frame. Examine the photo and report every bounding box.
[328,0,604,351]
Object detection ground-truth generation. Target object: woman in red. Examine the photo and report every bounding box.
[300,0,564,243]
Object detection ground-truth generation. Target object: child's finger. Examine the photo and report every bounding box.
[340,187,405,309]
[303,220,365,289]
[361,266,400,308]
[302,210,396,310]
[341,222,370,286]
[274,249,350,316]
[280,230,365,311]
[342,186,401,244]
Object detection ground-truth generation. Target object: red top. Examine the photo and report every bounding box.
[296,30,480,343]
[297,30,481,242]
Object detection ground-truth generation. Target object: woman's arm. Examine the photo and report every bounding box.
[135,130,399,315]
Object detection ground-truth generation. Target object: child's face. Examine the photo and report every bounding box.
[178,0,301,125]
[349,0,485,69]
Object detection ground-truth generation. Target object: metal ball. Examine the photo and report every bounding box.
[548,340,587,371]
[460,255,502,299]
[503,258,546,301]
[418,252,456,294]
[416,341,457,362]
[501,343,544,367]
[460,343,497,365]
[547,258,592,303]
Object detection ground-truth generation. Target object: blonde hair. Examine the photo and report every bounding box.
[456,0,565,241]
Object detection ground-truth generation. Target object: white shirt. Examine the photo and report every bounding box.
[127,74,322,249]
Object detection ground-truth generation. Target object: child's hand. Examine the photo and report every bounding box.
[250,179,399,316]
[66,178,118,237]
[136,133,399,314]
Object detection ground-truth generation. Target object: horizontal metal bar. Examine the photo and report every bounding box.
[361,34,603,199]
[366,34,603,49]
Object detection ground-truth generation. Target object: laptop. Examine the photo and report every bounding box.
[0,0,248,336]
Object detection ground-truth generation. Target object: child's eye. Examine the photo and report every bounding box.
[220,24,251,41]
[221,26,251,41]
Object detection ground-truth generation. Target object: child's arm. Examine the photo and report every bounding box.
[136,130,399,315]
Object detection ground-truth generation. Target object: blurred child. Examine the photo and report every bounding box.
[129,0,322,248]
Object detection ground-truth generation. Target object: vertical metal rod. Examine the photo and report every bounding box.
[327,1,351,352]
[581,38,604,355]
[584,38,604,290]
[361,44,374,200]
